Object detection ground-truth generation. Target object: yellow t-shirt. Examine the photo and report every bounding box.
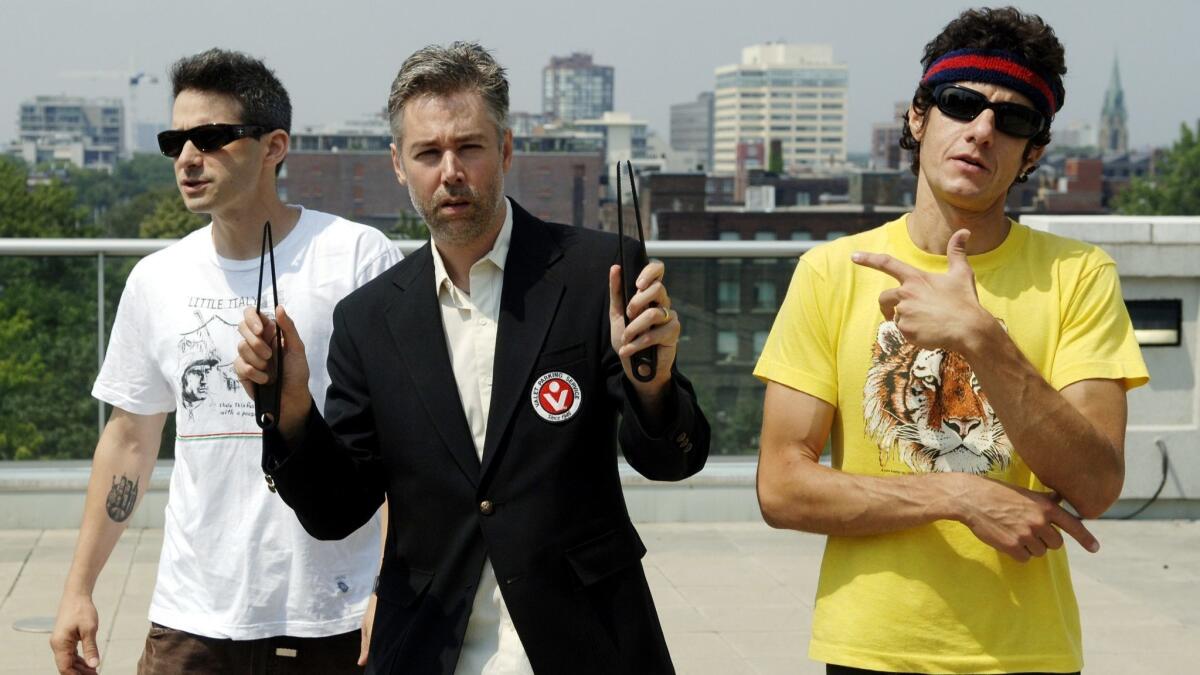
[754,215,1149,673]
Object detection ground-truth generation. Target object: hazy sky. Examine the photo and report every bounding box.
[4,0,1198,153]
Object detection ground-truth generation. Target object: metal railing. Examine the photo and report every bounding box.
[0,237,819,439]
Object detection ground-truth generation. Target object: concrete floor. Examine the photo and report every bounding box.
[2,520,1198,674]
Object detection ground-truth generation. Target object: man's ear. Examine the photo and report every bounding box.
[907,105,925,143]
[1023,143,1047,174]
[391,142,407,187]
[264,130,289,172]
[501,128,513,173]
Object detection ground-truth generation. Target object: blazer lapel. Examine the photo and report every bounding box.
[480,205,565,479]
[385,245,480,486]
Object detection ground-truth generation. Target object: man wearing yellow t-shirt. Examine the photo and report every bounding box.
[754,8,1148,675]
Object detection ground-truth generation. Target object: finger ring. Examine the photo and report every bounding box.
[661,306,671,321]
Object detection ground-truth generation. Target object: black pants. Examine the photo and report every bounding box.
[827,665,1080,675]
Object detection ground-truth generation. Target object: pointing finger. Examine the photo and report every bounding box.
[1049,506,1100,553]
[851,251,920,283]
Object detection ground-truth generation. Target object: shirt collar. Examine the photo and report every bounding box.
[431,197,513,295]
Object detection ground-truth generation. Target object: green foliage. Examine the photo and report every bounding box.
[138,189,206,238]
[0,159,106,459]
[768,145,785,175]
[0,156,191,459]
[1116,123,1200,215]
[692,380,764,456]
[393,211,429,240]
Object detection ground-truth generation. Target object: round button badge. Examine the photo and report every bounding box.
[530,371,582,423]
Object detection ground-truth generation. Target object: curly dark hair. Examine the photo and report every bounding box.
[899,7,1066,182]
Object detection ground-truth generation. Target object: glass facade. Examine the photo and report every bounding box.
[542,55,615,123]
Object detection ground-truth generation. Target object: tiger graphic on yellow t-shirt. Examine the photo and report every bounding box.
[862,321,1013,475]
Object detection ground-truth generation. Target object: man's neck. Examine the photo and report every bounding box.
[210,196,301,261]
[907,177,1012,256]
[433,200,507,294]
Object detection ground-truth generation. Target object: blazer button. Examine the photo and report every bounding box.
[479,500,495,515]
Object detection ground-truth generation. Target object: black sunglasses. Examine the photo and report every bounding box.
[932,84,1046,139]
[157,123,272,158]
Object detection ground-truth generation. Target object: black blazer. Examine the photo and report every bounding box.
[264,201,710,674]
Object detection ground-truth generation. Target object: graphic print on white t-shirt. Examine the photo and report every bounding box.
[176,300,257,422]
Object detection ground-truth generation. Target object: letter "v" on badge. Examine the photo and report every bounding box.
[542,390,569,412]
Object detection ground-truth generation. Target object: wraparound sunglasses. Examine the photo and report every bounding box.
[157,123,273,158]
[932,84,1046,139]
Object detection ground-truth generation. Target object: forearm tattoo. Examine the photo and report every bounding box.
[105,474,138,523]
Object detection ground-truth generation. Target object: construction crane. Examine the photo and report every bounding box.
[60,67,161,158]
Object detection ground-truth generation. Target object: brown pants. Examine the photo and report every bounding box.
[137,623,363,675]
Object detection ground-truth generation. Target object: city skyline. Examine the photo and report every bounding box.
[3,0,1198,155]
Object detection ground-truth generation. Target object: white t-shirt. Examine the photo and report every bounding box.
[93,207,401,639]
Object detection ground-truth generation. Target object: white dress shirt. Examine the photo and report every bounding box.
[430,199,535,675]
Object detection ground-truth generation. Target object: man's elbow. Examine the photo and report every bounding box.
[1071,467,1125,520]
[757,477,804,530]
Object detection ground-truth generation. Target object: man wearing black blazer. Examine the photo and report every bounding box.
[235,42,709,674]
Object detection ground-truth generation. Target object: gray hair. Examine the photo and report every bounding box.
[386,41,509,145]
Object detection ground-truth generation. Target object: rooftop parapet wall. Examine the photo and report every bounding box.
[1024,216,1199,510]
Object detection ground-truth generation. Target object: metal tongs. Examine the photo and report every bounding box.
[255,220,282,430]
[616,160,657,383]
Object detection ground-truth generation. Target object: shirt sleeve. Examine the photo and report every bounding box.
[1050,261,1150,391]
[753,255,839,405]
[354,233,403,288]
[91,265,176,414]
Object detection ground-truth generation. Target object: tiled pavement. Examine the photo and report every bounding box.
[2,520,1198,674]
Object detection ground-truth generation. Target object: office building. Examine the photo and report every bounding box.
[713,43,849,174]
[542,53,614,123]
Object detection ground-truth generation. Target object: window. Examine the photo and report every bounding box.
[718,280,741,311]
[791,229,812,239]
[1126,299,1182,346]
[717,331,738,360]
[827,230,848,239]
[754,281,776,310]
[754,231,776,241]
[719,231,740,241]
[753,331,770,358]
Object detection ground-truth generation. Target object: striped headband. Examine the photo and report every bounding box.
[921,48,1065,120]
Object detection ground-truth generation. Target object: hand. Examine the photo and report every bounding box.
[358,592,378,666]
[851,229,993,354]
[957,476,1100,562]
[608,260,679,397]
[50,593,101,675]
[235,305,313,439]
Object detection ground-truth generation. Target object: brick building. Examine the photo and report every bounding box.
[279,150,604,231]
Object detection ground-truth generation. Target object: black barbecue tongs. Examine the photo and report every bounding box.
[616,160,658,383]
[255,220,282,430]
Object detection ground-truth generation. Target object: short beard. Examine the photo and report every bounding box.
[409,178,504,248]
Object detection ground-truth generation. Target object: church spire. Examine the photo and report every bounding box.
[1099,53,1128,155]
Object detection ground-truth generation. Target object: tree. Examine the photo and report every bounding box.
[138,188,206,238]
[1116,122,1200,215]
[768,143,785,174]
[0,157,103,459]
[393,210,429,240]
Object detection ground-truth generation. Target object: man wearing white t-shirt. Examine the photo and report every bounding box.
[50,48,399,675]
